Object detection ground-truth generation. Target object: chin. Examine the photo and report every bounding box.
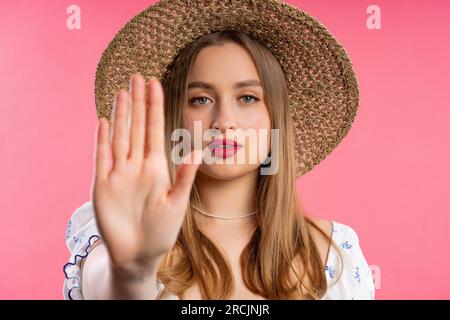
[198,163,260,180]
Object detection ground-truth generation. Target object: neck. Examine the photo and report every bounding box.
[193,170,259,229]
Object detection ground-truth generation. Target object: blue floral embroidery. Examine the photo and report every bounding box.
[65,220,72,239]
[341,240,353,250]
[354,266,361,284]
[325,265,335,278]
[73,236,82,244]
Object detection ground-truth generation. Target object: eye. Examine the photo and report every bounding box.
[189,95,260,106]
[240,95,260,104]
[189,96,211,105]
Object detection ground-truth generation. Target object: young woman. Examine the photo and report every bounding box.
[63,30,374,300]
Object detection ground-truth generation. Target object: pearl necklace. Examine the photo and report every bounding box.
[191,204,259,220]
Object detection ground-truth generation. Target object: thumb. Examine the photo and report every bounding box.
[169,148,203,205]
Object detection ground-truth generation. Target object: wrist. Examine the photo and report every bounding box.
[106,261,159,300]
[108,258,159,283]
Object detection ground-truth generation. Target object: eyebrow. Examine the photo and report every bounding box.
[187,80,262,90]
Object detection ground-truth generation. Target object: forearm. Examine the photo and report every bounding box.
[82,242,159,300]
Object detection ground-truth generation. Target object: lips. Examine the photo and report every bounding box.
[209,138,242,148]
[208,138,242,159]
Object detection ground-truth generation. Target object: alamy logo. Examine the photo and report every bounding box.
[170,121,280,175]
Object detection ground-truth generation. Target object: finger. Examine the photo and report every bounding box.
[95,118,110,181]
[129,73,146,160]
[169,149,203,206]
[112,89,130,171]
[145,77,166,156]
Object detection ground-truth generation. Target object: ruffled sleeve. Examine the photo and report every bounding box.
[322,221,375,300]
[63,201,103,300]
[62,200,170,300]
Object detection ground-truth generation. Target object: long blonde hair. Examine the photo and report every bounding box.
[157,30,343,299]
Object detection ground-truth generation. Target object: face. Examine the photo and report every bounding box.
[183,42,272,180]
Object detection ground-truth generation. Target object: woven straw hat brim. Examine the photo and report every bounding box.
[95,0,359,176]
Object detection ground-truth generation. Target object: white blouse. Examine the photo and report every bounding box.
[63,201,375,300]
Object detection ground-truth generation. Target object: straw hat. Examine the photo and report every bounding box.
[94,0,360,176]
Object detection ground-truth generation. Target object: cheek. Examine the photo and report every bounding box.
[241,108,272,162]
[183,111,212,148]
[259,109,272,146]
[241,107,271,131]
[242,109,271,150]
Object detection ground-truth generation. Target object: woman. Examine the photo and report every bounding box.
[63,1,375,300]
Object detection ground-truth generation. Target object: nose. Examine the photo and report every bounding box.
[211,102,238,133]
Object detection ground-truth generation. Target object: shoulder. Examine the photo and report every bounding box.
[70,200,95,223]
[308,216,333,236]
[330,221,360,244]
[323,220,375,300]
[307,216,333,266]
[65,201,98,250]
[63,200,102,300]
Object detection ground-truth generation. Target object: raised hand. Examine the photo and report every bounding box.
[92,73,202,279]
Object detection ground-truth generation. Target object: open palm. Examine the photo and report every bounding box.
[91,73,201,276]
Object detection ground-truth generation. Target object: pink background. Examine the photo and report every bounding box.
[1,0,449,299]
